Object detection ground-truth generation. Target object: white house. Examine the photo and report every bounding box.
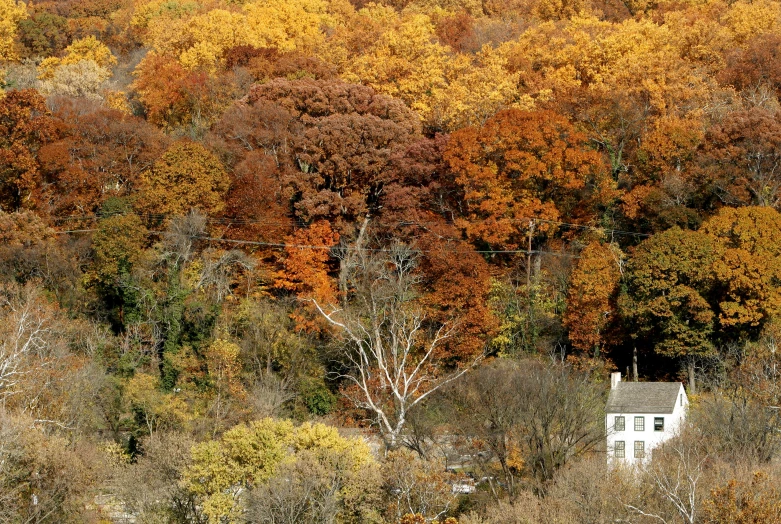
[606,372,688,466]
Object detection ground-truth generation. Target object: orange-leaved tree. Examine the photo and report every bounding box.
[444,108,611,249]
[417,232,497,363]
[132,53,234,130]
[274,220,339,330]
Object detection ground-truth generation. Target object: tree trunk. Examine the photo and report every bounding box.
[339,215,370,297]
[526,220,534,288]
[633,347,638,381]
[384,429,401,454]
[687,360,696,395]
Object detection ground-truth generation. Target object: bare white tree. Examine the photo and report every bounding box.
[195,249,255,302]
[0,283,91,431]
[312,243,482,450]
[625,430,708,524]
[0,283,55,404]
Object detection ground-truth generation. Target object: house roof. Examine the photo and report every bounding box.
[606,382,683,414]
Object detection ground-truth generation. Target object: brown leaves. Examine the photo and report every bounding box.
[0,210,56,247]
[222,151,293,242]
[417,233,497,362]
[244,78,420,127]
[0,90,66,213]
[434,11,478,53]
[222,46,336,82]
[704,471,781,524]
[216,78,421,233]
[697,108,781,209]
[38,107,168,218]
[718,32,781,96]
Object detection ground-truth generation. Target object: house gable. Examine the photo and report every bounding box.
[606,382,683,414]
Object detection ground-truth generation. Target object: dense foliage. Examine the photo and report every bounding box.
[4,0,781,520]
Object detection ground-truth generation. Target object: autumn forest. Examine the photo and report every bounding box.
[3,0,781,520]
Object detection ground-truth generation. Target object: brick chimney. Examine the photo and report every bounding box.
[611,372,621,390]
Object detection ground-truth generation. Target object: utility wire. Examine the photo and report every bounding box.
[48,208,655,259]
[51,226,580,258]
[48,211,651,239]
[189,235,579,258]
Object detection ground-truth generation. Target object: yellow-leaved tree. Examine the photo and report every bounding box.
[136,0,348,72]
[124,372,193,435]
[144,8,246,72]
[242,0,337,52]
[137,140,230,217]
[182,419,380,523]
[38,35,117,79]
[38,36,117,98]
[500,15,716,115]
[204,338,247,434]
[342,9,449,120]
[0,0,26,63]
[431,45,521,131]
[720,0,781,46]
[701,206,781,334]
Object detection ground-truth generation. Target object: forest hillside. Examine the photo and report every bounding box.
[3,0,781,520]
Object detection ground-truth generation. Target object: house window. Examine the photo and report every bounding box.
[654,417,664,431]
[634,416,645,431]
[680,393,683,407]
[615,416,625,431]
[634,441,645,459]
[615,441,625,458]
